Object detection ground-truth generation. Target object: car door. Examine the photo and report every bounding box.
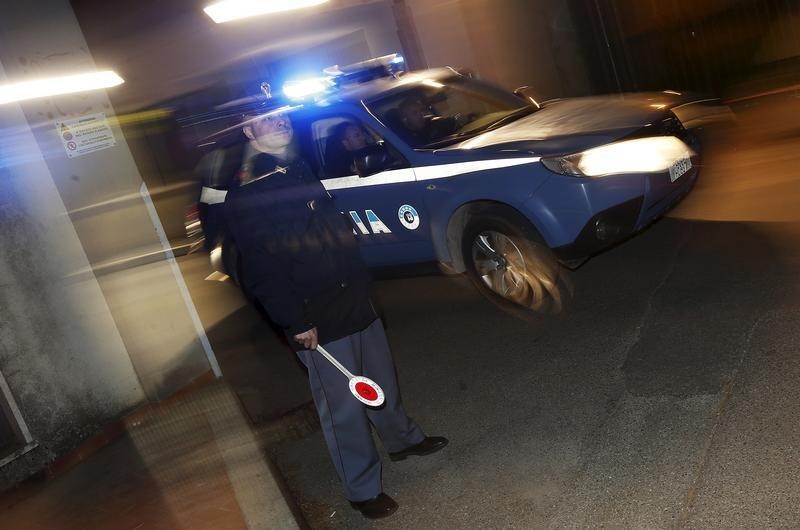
[305,111,435,267]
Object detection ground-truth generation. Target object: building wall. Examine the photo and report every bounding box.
[0,60,145,488]
[0,0,218,487]
[575,0,800,95]
[398,0,478,71]
[402,0,591,98]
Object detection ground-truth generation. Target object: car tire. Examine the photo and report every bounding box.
[462,207,572,313]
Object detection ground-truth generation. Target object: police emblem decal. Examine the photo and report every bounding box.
[398,204,420,230]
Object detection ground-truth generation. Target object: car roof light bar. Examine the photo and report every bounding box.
[282,77,334,101]
[323,53,405,86]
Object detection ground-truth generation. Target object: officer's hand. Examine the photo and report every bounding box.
[294,327,319,350]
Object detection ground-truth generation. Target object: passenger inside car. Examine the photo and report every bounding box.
[324,120,399,178]
[325,121,366,177]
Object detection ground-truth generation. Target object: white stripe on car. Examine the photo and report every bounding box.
[321,157,541,191]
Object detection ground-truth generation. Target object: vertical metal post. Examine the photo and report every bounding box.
[139,182,222,378]
[0,369,33,445]
[594,0,623,94]
[392,0,428,70]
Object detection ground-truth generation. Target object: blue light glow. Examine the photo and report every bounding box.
[282,77,330,100]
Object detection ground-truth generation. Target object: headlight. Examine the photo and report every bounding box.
[541,136,695,177]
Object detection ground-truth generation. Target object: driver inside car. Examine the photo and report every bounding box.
[328,121,395,177]
[395,97,469,147]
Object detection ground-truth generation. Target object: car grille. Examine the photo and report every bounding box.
[654,111,699,152]
[661,113,689,142]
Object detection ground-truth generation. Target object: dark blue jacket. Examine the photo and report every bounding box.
[224,152,377,350]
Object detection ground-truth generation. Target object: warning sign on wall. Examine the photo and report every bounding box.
[55,112,116,158]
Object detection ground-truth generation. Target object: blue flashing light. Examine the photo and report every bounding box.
[284,54,406,99]
[282,77,331,100]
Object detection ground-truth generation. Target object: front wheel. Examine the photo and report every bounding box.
[462,210,571,313]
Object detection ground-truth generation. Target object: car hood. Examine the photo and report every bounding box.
[444,92,698,157]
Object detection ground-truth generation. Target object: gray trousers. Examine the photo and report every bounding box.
[296,319,425,501]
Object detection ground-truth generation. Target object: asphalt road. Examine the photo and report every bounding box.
[184,94,800,528]
[271,216,800,528]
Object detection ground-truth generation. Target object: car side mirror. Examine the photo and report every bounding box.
[513,86,541,109]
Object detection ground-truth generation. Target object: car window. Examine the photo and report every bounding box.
[365,75,530,148]
[310,115,408,179]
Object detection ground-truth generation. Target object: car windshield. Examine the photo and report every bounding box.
[365,75,534,148]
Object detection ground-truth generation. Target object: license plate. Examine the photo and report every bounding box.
[669,157,692,182]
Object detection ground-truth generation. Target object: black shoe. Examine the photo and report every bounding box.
[350,493,398,519]
[389,436,449,461]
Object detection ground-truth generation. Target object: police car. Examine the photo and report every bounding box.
[196,54,703,311]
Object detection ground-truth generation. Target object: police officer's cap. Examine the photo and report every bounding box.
[215,82,290,122]
[198,82,291,146]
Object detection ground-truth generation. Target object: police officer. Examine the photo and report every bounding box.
[224,98,448,519]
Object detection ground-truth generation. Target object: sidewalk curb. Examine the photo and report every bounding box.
[29,371,313,529]
[45,370,217,479]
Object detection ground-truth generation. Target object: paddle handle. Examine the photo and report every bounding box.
[316,345,355,380]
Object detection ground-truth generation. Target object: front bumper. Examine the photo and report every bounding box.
[551,196,644,263]
[551,162,699,263]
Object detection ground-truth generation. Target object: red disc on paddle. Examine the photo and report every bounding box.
[348,376,385,406]
[355,381,378,401]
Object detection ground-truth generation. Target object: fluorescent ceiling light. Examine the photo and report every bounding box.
[204,0,329,23]
[0,71,124,105]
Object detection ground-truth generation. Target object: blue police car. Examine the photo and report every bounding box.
[196,55,703,311]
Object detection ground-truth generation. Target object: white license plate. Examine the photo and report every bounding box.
[669,157,692,182]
